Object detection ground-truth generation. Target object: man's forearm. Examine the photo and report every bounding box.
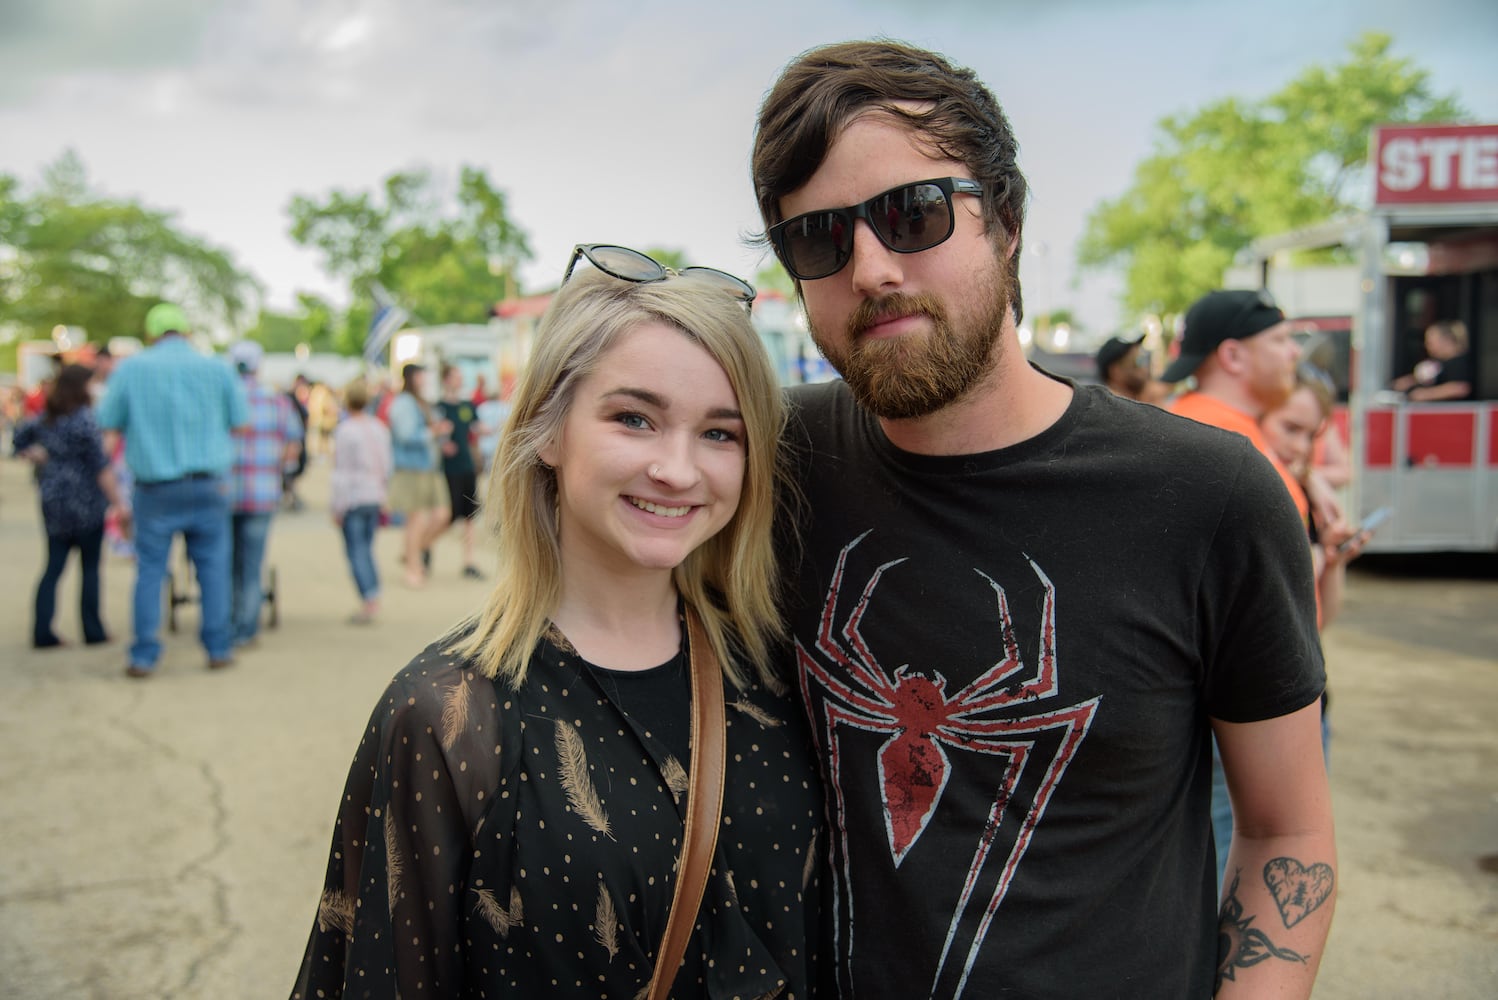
[1215,831,1336,998]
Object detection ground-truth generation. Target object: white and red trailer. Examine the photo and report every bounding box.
[1239,122,1498,553]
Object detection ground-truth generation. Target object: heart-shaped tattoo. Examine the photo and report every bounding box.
[1263,857,1334,928]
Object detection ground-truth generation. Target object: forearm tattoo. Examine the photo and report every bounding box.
[1214,871,1308,992]
[1213,855,1335,991]
[1263,856,1335,927]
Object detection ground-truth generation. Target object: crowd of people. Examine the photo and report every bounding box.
[7,36,1490,1000]
[7,313,505,665]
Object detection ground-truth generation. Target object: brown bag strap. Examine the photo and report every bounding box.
[646,605,726,1000]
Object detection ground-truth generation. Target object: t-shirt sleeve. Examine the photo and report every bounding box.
[1198,439,1326,724]
[1438,353,1474,387]
[95,369,127,430]
[290,667,471,999]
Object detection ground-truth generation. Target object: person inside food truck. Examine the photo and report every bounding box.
[1391,319,1473,402]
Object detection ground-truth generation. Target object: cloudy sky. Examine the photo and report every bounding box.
[3,0,1496,339]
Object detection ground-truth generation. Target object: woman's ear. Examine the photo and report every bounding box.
[537,434,560,470]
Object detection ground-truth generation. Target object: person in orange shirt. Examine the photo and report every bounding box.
[1162,289,1357,888]
[1163,289,1311,521]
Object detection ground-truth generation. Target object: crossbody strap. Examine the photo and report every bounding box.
[646,604,726,1000]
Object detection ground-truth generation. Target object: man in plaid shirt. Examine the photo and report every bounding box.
[227,341,304,649]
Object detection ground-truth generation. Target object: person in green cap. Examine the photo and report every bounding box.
[97,302,250,676]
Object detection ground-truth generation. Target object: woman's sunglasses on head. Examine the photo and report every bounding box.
[563,244,756,309]
[768,176,984,281]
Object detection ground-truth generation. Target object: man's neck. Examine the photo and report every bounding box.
[1190,374,1264,419]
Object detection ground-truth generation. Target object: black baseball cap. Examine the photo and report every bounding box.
[1161,289,1286,383]
[1095,335,1143,378]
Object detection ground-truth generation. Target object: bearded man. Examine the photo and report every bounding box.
[752,41,1335,999]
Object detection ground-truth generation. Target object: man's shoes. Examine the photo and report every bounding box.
[462,565,485,580]
[125,664,154,679]
[208,657,235,671]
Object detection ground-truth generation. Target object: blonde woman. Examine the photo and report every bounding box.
[292,247,822,999]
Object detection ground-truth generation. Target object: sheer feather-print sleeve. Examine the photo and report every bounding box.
[290,656,474,999]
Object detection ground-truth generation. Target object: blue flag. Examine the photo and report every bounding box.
[364,284,409,364]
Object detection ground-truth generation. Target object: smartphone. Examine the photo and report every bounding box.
[1339,506,1393,552]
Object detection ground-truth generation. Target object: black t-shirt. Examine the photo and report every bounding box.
[437,399,477,476]
[1434,352,1473,394]
[781,376,1324,1000]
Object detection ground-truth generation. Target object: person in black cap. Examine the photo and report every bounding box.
[1165,288,1355,889]
[1164,289,1311,520]
[1095,334,1168,404]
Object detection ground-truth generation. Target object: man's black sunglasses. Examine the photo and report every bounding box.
[768,177,983,281]
[563,244,756,308]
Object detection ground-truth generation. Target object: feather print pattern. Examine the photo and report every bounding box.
[594,881,620,961]
[555,719,614,839]
[731,696,783,728]
[384,812,402,914]
[439,673,472,750]
[316,887,355,936]
[661,754,689,798]
[472,885,524,937]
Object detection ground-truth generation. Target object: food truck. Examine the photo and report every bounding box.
[1236,122,1498,552]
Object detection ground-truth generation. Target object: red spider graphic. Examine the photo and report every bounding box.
[798,531,1099,997]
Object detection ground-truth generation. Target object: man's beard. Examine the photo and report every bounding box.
[810,258,1012,420]
[1252,369,1296,415]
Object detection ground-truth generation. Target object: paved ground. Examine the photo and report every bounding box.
[0,456,1494,998]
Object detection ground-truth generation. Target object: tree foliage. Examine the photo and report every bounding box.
[1078,33,1467,318]
[288,166,532,329]
[0,150,255,347]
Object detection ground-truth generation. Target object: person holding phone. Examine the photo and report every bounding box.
[1261,365,1369,628]
[291,249,822,999]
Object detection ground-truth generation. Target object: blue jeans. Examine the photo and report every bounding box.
[341,505,381,601]
[34,526,106,646]
[130,476,232,669]
[231,511,274,645]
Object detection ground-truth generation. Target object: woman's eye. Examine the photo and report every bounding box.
[703,427,742,444]
[616,412,650,430]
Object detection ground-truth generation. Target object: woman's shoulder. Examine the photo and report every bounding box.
[371,639,488,730]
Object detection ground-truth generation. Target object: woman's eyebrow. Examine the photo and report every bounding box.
[602,387,742,421]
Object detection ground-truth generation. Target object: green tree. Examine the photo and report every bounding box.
[1078,33,1466,318]
[288,166,532,327]
[643,247,688,271]
[753,260,796,300]
[0,150,256,348]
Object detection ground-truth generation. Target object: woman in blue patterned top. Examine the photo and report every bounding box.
[13,364,129,648]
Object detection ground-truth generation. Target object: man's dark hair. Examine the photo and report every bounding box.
[44,364,95,422]
[750,39,1028,321]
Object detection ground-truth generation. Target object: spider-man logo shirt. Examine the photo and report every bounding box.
[781,380,1324,1000]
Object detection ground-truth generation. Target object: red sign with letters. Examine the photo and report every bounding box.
[1374,124,1498,206]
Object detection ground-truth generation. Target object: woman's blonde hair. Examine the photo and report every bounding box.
[449,267,787,691]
